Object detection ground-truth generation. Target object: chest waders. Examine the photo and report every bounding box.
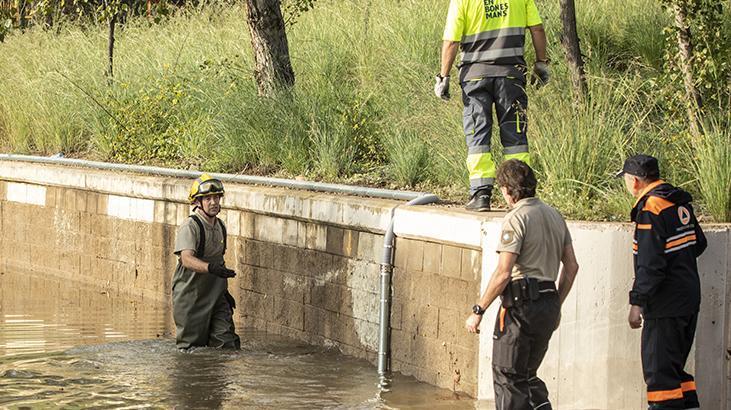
[189,214,237,310]
[173,214,240,350]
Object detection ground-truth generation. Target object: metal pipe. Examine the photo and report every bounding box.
[377,194,440,389]
[0,154,431,201]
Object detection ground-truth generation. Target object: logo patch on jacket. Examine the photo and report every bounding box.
[501,231,515,245]
[678,206,691,225]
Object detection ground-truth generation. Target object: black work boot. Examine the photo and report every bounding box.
[465,188,491,212]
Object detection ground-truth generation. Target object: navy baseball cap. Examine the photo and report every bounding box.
[615,154,660,179]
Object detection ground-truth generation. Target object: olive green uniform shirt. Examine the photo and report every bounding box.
[496,197,571,282]
[172,214,229,349]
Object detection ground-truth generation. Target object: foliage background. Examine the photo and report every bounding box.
[0,0,729,221]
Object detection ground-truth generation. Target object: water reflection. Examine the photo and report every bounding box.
[169,348,229,409]
[0,270,482,408]
[0,270,172,357]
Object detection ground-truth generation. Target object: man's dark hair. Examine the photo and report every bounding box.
[496,159,537,201]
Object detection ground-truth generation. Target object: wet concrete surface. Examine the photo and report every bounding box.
[0,271,486,409]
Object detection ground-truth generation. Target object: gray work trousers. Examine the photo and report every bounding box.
[461,76,530,195]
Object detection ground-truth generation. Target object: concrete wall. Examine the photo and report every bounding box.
[0,183,179,299]
[0,160,483,396]
[1,159,729,407]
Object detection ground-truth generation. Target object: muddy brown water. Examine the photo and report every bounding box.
[0,270,486,409]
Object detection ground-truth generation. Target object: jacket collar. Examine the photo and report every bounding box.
[632,180,665,209]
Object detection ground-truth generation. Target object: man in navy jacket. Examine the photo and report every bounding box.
[618,154,706,410]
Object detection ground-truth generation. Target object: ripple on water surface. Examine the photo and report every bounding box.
[0,271,483,408]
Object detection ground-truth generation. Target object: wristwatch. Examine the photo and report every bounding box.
[472,304,485,315]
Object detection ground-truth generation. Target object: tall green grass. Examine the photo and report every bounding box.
[0,0,728,221]
[528,75,653,220]
[694,119,731,222]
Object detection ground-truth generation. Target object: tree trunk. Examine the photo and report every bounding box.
[44,8,54,29]
[672,2,703,137]
[106,13,117,86]
[17,0,27,29]
[245,0,295,96]
[559,0,587,99]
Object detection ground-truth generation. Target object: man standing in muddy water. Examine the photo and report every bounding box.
[172,174,241,351]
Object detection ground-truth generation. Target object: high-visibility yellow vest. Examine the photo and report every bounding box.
[443,0,542,69]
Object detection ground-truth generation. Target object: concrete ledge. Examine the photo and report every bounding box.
[393,206,501,248]
[0,160,500,246]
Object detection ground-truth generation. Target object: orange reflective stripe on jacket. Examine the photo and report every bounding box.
[665,235,697,249]
[681,381,696,392]
[647,388,683,401]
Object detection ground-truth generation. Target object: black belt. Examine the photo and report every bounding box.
[537,281,556,292]
[501,278,555,308]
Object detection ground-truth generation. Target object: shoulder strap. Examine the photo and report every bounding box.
[190,214,227,257]
[217,217,227,255]
[189,214,206,258]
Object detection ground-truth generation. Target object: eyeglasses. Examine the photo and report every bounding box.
[198,179,224,196]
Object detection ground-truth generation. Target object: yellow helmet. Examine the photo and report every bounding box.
[188,174,225,203]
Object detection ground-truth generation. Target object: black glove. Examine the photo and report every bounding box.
[531,61,550,87]
[208,262,236,278]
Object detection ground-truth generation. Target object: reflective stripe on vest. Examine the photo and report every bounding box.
[460,27,525,65]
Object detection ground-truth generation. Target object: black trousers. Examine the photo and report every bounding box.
[642,313,699,409]
[492,292,560,410]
